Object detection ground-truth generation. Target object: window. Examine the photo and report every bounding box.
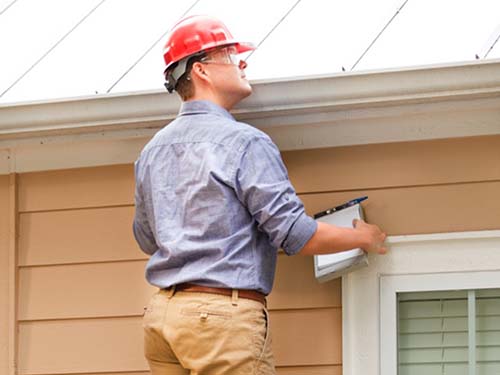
[380,269,500,375]
[342,230,500,375]
[398,289,500,375]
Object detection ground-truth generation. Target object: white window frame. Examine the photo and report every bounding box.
[380,270,500,375]
[342,230,500,375]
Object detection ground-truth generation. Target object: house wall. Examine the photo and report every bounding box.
[283,135,500,235]
[1,175,11,375]
[5,133,500,375]
[13,164,342,375]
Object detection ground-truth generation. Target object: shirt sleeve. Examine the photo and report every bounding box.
[132,165,158,256]
[234,135,317,255]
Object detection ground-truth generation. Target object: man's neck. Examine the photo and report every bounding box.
[188,92,235,111]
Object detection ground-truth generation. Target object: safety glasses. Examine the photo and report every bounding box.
[200,47,242,66]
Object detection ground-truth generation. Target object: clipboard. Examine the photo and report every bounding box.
[313,203,368,282]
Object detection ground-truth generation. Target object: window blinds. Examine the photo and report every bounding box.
[398,289,500,375]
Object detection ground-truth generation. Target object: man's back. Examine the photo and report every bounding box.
[134,100,316,295]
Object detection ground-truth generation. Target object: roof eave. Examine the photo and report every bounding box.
[1,58,500,150]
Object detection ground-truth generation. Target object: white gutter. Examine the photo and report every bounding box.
[0,59,500,172]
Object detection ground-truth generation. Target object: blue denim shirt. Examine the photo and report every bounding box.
[133,100,317,295]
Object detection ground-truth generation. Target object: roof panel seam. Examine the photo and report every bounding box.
[0,0,108,98]
[106,0,202,94]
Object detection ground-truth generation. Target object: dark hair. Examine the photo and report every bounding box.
[166,53,206,100]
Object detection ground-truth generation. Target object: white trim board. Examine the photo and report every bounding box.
[342,230,500,375]
[0,59,499,171]
[0,135,149,174]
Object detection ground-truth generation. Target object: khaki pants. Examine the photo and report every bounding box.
[143,288,276,375]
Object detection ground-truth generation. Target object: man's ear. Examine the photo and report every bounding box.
[191,61,209,82]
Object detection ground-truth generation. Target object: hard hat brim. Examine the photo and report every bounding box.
[164,41,256,75]
[234,41,256,54]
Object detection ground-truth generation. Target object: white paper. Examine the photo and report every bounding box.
[314,204,368,282]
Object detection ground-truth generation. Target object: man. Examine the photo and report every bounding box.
[133,15,387,375]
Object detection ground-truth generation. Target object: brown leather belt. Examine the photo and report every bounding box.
[174,283,267,305]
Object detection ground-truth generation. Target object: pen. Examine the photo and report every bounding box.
[314,196,368,219]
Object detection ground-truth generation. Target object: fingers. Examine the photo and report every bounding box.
[354,219,388,255]
[353,218,366,228]
[368,228,387,255]
[376,231,387,254]
[377,244,388,254]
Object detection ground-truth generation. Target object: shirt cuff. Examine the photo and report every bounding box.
[282,213,318,255]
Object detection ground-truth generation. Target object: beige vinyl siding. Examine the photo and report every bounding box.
[284,135,500,235]
[19,207,141,266]
[16,165,342,375]
[14,134,500,375]
[0,175,11,375]
[300,182,500,235]
[284,135,500,194]
[17,164,134,212]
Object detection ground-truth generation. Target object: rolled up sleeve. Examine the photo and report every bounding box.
[234,136,317,255]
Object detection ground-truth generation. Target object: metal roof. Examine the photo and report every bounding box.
[1,0,499,105]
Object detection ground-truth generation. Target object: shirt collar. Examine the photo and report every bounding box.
[178,100,235,121]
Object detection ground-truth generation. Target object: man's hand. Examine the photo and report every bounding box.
[353,219,387,254]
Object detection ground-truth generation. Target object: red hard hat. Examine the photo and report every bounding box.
[163,15,255,74]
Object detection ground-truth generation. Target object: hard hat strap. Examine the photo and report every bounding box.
[170,58,189,84]
[165,52,206,93]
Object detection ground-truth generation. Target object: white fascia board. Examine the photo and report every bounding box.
[0,90,180,139]
[238,58,500,112]
[1,59,499,144]
[1,60,500,173]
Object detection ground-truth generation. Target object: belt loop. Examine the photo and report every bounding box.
[231,289,238,306]
[166,285,176,299]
